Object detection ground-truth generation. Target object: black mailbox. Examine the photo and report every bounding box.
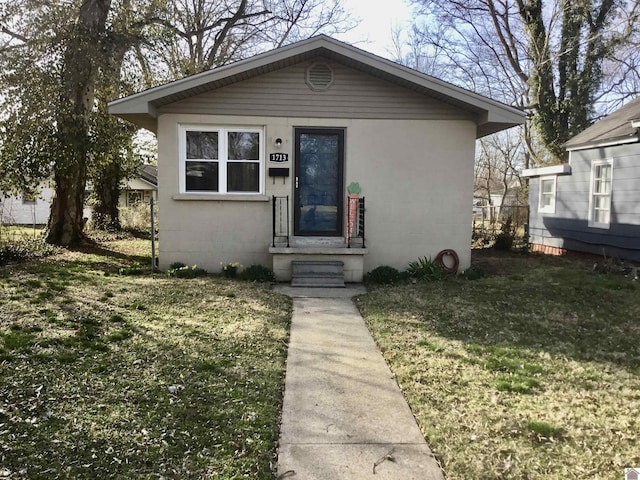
[268,168,290,177]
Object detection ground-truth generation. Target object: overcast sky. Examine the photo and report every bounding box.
[335,0,413,59]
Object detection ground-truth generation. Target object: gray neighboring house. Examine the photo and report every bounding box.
[109,35,524,280]
[524,97,640,261]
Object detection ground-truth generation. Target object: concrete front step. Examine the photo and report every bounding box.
[289,236,347,248]
[291,260,345,288]
[292,260,344,275]
[291,276,346,288]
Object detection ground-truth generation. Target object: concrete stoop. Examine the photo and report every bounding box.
[290,260,345,287]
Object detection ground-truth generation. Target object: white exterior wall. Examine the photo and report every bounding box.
[119,178,157,207]
[157,113,476,272]
[0,188,54,225]
[348,119,475,272]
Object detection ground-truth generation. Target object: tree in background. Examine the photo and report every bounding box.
[402,0,640,165]
[136,0,354,81]
[87,0,162,231]
[474,130,526,218]
[0,0,354,244]
[0,0,107,245]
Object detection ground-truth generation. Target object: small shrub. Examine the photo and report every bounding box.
[462,266,488,280]
[366,265,401,285]
[221,262,242,278]
[493,215,515,251]
[493,232,514,250]
[118,264,147,276]
[119,203,157,235]
[167,264,207,278]
[592,255,634,277]
[240,264,275,282]
[407,256,446,280]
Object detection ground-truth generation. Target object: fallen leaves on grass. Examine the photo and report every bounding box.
[357,251,640,480]
[0,239,291,479]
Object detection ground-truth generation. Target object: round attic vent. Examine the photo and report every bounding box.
[306,62,333,91]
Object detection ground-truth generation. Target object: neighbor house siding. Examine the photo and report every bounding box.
[529,142,640,261]
[0,189,53,225]
[159,60,475,121]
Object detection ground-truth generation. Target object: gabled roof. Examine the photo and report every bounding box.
[565,96,640,151]
[109,35,524,137]
[137,164,158,187]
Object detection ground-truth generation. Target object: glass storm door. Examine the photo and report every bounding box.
[294,128,344,236]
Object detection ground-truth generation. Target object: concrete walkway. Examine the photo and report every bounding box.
[274,285,444,480]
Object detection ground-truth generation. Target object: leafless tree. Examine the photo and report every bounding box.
[403,0,640,164]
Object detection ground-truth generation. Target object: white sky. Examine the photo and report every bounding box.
[335,0,413,60]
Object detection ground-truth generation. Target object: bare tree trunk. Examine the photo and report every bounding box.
[47,163,88,246]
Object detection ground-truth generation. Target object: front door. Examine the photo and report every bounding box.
[294,128,344,236]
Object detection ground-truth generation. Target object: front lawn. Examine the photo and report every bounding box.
[356,251,640,480]
[0,237,291,479]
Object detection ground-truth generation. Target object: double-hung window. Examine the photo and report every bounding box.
[588,159,613,228]
[180,126,263,194]
[538,176,556,213]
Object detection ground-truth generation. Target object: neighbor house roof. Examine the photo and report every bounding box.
[565,96,640,151]
[137,164,158,187]
[109,35,524,138]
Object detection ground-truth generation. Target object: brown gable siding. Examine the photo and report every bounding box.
[158,60,475,121]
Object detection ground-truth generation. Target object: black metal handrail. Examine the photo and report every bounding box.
[346,196,365,248]
[272,195,290,247]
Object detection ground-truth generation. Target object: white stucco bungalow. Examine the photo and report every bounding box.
[109,35,524,282]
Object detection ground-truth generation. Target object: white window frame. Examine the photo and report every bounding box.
[178,125,264,195]
[588,158,613,229]
[538,175,557,214]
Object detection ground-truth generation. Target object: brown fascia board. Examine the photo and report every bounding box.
[109,35,524,135]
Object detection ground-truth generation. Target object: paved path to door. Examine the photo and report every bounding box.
[274,285,444,480]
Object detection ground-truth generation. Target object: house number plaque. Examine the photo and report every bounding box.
[269,153,288,162]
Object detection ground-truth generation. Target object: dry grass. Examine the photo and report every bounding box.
[356,250,640,480]
[0,237,291,479]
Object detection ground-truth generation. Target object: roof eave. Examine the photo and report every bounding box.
[129,176,157,188]
[522,164,572,177]
[565,134,639,151]
[108,35,525,133]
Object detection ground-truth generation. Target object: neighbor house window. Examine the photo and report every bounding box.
[588,159,613,228]
[127,191,144,206]
[180,126,263,194]
[538,176,556,213]
[21,193,37,205]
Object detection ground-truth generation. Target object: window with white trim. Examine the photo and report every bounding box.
[588,159,613,228]
[180,126,263,194]
[538,176,556,213]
